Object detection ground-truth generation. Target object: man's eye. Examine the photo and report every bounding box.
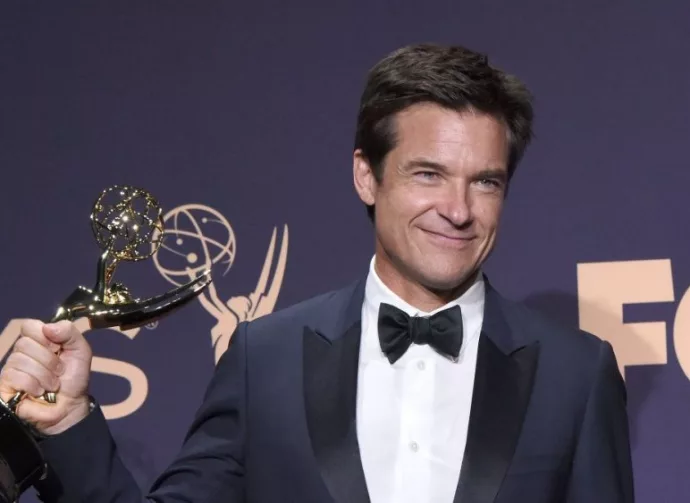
[416,171,439,180]
[478,178,502,188]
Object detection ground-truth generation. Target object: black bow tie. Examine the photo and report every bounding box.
[377,303,464,364]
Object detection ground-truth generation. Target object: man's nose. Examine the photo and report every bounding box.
[437,184,472,227]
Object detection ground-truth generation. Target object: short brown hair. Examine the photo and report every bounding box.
[354,43,534,219]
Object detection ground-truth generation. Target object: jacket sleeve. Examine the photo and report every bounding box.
[565,339,635,503]
[34,322,249,503]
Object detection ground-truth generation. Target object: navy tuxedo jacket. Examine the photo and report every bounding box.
[35,278,634,503]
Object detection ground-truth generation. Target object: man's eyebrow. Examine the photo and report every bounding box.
[474,168,508,181]
[403,158,449,172]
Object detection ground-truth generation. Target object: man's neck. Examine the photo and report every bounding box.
[373,253,478,313]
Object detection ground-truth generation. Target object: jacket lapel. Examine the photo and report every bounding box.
[301,275,539,503]
[303,279,371,503]
[454,282,540,503]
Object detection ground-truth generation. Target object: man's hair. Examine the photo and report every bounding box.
[354,43,534,220]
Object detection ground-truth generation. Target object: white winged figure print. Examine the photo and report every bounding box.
[196,225,289,363]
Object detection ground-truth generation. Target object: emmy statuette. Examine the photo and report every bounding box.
[0,186,211,502]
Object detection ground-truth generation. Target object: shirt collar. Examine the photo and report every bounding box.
[363,255,485,318]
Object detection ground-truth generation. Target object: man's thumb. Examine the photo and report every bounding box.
[42,320,84,349]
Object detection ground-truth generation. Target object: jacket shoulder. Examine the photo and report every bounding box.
[503,294,603,348]
[492,292,626,413]
[495,292,613,377]
[244,279,361,336]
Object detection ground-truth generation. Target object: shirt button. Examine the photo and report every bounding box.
[417,361,426,370]
[410,441,419,452]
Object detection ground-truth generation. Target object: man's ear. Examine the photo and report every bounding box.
[353,149,377,206]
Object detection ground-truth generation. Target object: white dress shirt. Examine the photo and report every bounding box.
[356,256,485,503]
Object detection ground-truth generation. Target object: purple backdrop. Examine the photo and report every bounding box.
[1,2,689,501]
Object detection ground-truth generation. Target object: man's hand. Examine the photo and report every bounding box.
[0,319,93,435]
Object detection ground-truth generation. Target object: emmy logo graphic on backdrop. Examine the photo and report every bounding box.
[151,204,288,363]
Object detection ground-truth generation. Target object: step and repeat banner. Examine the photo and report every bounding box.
[1,2,688,501]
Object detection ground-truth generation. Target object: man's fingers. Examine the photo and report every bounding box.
[20,319,61,353]
[3,352,60,393]
[0,367,47,399]
[13,336,64,376]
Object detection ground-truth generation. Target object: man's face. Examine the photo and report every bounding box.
[354,102,510,296]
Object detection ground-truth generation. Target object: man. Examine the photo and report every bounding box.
[0,43,634,502]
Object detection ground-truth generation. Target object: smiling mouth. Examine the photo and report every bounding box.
[420,228,477,246]
[421,228,475,240]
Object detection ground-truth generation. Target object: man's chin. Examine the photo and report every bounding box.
[420,268,480,295]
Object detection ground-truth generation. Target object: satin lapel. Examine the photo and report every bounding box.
[303,323,370,503]
[454,285,540,503]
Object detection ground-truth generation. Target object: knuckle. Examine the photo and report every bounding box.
[15,338,53,366]
[20,319,43,337]
[20,330,49,349]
